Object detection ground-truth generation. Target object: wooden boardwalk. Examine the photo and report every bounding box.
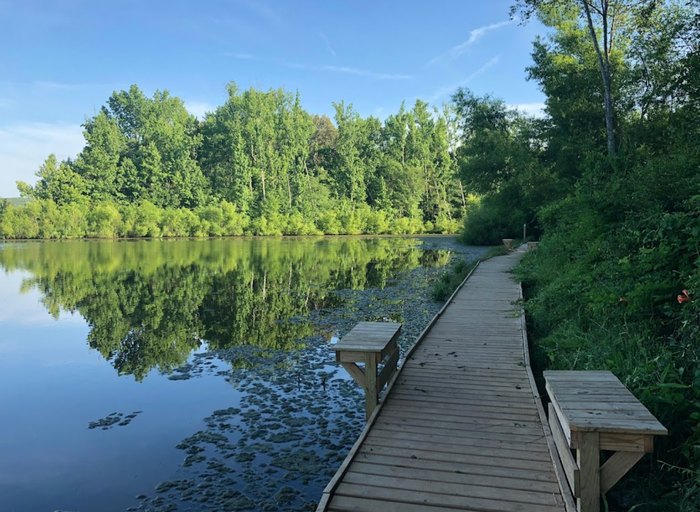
[318,250,574,512]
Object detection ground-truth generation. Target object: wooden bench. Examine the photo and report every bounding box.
[544,370,668,512]
[332,321,401,420]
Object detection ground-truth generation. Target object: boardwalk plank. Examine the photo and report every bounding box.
[368,427,550,453]
[335,483,563,512]
[350,461,561,493]
[359,443,556,471]
[380,402,540,423]
[342,472,562,506]
[362,434,552,462]
[328,495,479,512]
[354,452,563,482]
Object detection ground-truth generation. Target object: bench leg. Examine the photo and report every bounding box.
[364,353,378,419]
[577,432,600,512]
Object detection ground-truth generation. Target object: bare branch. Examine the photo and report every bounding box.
[583,0,604,17]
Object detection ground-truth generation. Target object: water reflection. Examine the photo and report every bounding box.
[0,238,451,380]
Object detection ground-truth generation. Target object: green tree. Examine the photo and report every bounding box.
[75,111,125,199]
[514,0,659,156]
[104,85,208,207]
[332,102,366,204]
[18,154,87,204]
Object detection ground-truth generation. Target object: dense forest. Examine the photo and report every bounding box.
[455,1,697,509]
[0,85,470,238]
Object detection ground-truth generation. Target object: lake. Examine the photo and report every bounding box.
[0,237,486,512]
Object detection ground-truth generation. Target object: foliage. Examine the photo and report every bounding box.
[454,90,559,243]
[431,259,477,302]
[489,1,700,508]
[4,84,468,238]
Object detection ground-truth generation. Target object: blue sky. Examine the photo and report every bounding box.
[0,0,547,197]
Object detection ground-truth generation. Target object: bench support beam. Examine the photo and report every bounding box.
[600,451,644,494]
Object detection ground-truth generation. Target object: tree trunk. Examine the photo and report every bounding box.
[582,0,616,156]
[261,170,266,200]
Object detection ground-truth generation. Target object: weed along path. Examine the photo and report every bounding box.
[318,248,572,512]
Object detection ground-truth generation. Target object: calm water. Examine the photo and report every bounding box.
[0,237,486,512]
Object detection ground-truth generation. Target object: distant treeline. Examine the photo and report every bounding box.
[0,84,477,238]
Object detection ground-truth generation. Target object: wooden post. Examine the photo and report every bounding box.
[577,432,600,512]
[364,352,379,418]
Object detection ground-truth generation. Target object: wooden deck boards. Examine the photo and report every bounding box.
[319,250,571,512]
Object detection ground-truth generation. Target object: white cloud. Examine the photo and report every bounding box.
[509,102,547,117]
[185,100,215,119]
[429,20,512,65]
[0,122,84,197]
[429,56,501,102]
[320,32,337,58]
[288,62,412,81]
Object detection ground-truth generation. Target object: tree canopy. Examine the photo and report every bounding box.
[5,84,467,238]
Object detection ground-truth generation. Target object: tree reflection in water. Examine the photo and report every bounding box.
[0,238,451,380]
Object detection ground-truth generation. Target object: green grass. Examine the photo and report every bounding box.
[431,259,476,301]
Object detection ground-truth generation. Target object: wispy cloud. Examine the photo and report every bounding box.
[288,63,412,81]
[429,20,512,65]
[185,100,215,119]
[429,56,500,102]
[372,106,385,118]
[221,51,255,60]
[33,81,87,90]
[508,102,547,117]
[239,0,283,27]
[0,122,84,197]
[319,32,336,58]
